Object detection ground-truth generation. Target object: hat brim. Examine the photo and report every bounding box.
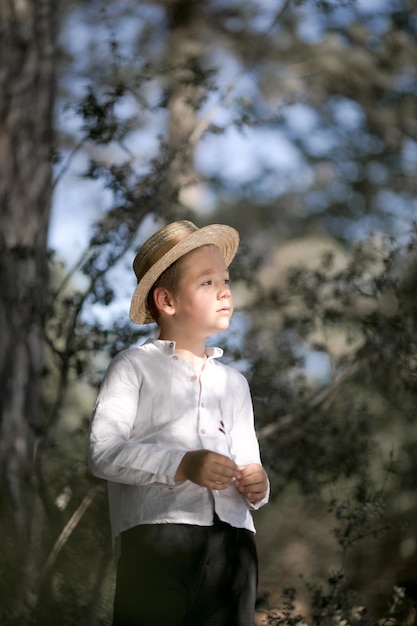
[130,224,239,325]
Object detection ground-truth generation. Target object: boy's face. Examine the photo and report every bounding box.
[168,245,233,339]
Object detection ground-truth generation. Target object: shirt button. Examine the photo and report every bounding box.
[191,375,197,381]
[201,402,205,408]
[169,342,174,348]
[173,355,179,360]
[201,429,206,435]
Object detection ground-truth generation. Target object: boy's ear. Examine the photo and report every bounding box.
[152,287,175,317]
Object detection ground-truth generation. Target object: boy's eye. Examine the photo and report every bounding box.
[200,278,230,286]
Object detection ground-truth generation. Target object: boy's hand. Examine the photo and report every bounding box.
[234,464,268,504]
[175,450,238,490]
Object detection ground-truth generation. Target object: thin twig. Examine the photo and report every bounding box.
[37,485,100,591]
[257,357,369,441]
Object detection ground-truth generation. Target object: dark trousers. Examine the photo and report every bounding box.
[112,516,258,626]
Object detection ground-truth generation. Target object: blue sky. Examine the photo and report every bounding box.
[48,0,411,333]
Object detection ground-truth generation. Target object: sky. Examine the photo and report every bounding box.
[48,0,398,255]
[47,0,412,370]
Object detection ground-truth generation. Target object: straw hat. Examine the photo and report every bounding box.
[130,220,239,324]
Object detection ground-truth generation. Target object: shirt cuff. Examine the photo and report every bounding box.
[245,479,270,510]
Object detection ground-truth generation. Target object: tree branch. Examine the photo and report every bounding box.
[37,485,100,594]
[257,357,370,441]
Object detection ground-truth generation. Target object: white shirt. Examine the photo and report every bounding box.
[89,339,269,550]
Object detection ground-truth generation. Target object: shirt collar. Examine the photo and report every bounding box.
[144,338,223,359]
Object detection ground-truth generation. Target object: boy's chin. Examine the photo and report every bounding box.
[215,319,231,332]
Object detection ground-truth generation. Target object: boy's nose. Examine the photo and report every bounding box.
[218,283,231,298]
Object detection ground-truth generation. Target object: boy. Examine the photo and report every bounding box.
[89,220,269,626]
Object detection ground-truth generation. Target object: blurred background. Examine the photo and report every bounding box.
[1,0,417,624]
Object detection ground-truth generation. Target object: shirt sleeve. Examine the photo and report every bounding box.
[228,372,270,510]
[88,352,186,487]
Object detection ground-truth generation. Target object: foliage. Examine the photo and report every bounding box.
[261,481,412,626]
[44,0,417,620]
[2,0,417,624]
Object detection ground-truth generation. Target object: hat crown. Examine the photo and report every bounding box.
[133,220,198,282]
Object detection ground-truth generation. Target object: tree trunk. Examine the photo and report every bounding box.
[164,0,205,217]
[0,0,58,614]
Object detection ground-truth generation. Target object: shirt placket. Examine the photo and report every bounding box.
[197,375,207,446]
[197,364,227,455]
[171,352,204,446]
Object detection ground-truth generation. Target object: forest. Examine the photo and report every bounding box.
[1,0,417,624]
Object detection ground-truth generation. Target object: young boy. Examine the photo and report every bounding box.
[89,220,269,626]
